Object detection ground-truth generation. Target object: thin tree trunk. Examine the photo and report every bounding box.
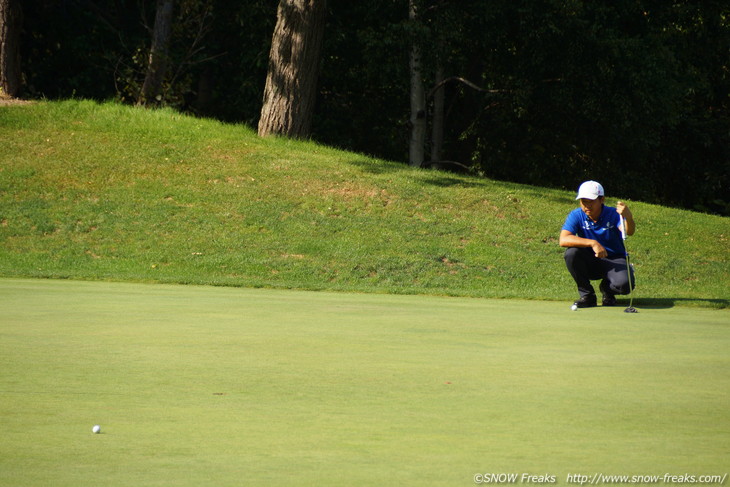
[139,0,175,105]
[0,0,22,98]
[258,0,327,139]
[430,65,445,168]
[408,0,426,167]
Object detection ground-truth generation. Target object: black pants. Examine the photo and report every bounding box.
[564,247,635,298]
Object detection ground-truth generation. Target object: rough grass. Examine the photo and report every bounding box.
[0,100,727,307]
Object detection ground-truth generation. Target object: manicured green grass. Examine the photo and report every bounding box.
[1,100,728,307]
[1,278,728,486]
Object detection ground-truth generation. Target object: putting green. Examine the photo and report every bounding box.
[1,278,728,486]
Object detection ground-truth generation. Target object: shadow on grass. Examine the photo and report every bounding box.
[632,298,729,310]
[349,159,489,188]
[418,175,486,188]
[349,159,406,175]
[348,159,578,199]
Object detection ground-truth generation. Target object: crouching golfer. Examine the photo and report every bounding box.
[560,181,636,308]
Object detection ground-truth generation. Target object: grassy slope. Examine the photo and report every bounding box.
[0,100,728,307]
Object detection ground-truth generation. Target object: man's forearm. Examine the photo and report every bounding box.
[559,233,594,248]
[623,215,636,236]
[559,231,607,258]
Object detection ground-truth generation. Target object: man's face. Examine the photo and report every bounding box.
[579,197,604,221]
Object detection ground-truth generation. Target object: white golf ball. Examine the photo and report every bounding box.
[571,304,578,311]
[92,425,101,434]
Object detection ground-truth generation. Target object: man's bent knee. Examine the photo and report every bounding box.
[564,247,582,264]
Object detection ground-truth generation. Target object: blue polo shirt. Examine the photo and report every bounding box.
[562,205,626,257]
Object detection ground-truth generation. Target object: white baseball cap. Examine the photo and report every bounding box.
[575,180,604,200]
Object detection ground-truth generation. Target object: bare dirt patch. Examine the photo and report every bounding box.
[0,96,34,107]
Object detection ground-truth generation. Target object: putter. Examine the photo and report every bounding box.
[620,216,638,313]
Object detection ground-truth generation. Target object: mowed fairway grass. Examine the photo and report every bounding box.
[1,279,728,486]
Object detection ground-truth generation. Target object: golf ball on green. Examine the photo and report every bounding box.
[92,425,101,434]
[571,304,578,311]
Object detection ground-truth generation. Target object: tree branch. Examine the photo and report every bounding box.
[427,76,508,99]
[427,76,563,99]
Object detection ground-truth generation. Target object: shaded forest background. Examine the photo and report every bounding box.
[11,0,730,215]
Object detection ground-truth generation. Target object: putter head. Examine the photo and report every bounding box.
[624,306,638,313]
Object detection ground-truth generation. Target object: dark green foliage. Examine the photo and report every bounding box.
[314,1,411,161]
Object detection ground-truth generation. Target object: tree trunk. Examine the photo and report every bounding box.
[258,0,327,139]
[430,65,445,168]
[408,0,426,167]
[0,0,22,98]
[139,0,175,105]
